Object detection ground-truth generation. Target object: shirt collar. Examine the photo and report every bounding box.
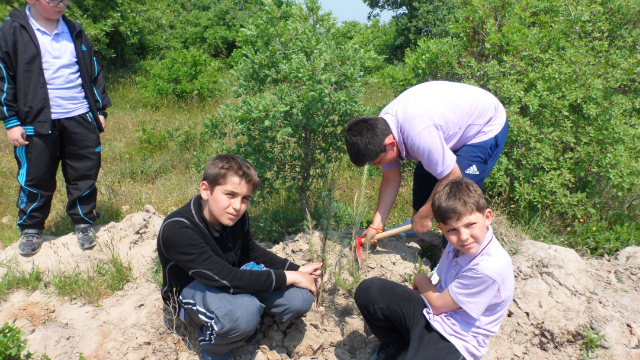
[26,6,68,36]
[193,194,224,238]
[449,226,495,267]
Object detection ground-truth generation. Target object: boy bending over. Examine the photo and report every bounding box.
[344,81,508,253]
[157,154,322,360]
[355,177,514,360]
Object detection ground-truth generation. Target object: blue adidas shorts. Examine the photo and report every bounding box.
[412,120,508,248]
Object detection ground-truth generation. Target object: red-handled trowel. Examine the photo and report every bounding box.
[355,224,413,265]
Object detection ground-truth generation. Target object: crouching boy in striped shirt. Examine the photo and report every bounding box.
[157,154,323,360]
[355,177,514,360]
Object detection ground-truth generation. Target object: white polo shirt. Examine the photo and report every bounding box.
[27,6,90,120]
[380,81,507,179]
[422,226,514,360]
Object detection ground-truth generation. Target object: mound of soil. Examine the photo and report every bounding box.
[0,207,639,360]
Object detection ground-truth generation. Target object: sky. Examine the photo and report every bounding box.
[319,0,395,24]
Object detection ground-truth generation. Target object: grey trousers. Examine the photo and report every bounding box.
[179,280,314,355]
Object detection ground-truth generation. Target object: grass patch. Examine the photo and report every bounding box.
[150,257,163,288]
[579,326,606,360]
[49,251,133,306]
[0,260,43,301]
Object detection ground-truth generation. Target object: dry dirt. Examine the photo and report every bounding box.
[1,207,639,360]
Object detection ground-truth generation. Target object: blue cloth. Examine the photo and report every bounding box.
[240,262,267,271]
[27,6,89,120]
[412,120,509,249]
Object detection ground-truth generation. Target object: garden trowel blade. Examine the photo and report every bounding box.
[355,236,364,265]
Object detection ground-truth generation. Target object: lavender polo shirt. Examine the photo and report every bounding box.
[27,6,90,120]
[380,81,506,179]
[422,226,514,360]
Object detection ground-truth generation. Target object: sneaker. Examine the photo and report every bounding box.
[430,264,440,285]
[202,350,234,360]
[370,341,409,360]
[18,229,44,256]
[75,224,97,250]
[388,218,416,237]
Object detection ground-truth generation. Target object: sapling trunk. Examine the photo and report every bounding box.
[316,156,342,306]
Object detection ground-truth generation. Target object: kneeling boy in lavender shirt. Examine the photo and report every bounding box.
[355,177,514,360]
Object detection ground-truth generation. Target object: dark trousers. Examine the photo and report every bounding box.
[14,113,101,230]
[355,277,464,360]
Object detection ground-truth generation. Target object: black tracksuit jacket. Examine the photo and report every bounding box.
[0,7,111,134]
[157,195,300,305]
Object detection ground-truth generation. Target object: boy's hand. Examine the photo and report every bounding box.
[285,271,317,296]
[299,261,323,279]
[6,126,28,147]
[411,212,433,233]
[360,227,380,246]
[98,115,106,130]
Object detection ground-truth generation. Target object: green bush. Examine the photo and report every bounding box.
[364,0,455,61]
[65,0,151,68]
[395,0,640,254]
[0,320,31,360]
[147,0,262,59]
[0,319,52,359]
[209,0,378,216]
[136,49,224,104]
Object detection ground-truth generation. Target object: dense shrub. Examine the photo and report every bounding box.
[1,0,263,69]
[64,0,151,68]
[395,0,640,254]
[146,0,262,59]
[208,0,379,215]
[364,0,455,61]
[333,19,397,65]
[136,49,224,104]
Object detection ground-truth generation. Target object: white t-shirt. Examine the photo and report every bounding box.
[380,81,506,179]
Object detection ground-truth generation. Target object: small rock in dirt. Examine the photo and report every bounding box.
[335,348,352,360]
[277,320,291,331]
[144,204,156,214]
[323,348,339,360]
[266,350,282,360]
[322,331,343,348]
[264,316,274,326]
[1,215,11,224]
[342,315,365,336]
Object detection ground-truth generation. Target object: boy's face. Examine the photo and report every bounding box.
[370,134,399,168]
[200,175,253,229]
[27,0,67,21]
[438,209,493,256]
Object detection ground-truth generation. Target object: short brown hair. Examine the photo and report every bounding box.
[202,154,261,192]
[432,177,486,225]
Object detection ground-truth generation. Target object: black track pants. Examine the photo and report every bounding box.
[355,277,464,360]
[14,113,101,230]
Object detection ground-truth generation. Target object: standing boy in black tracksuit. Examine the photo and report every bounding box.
[0,0,111,255]
[158,154,323,360]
